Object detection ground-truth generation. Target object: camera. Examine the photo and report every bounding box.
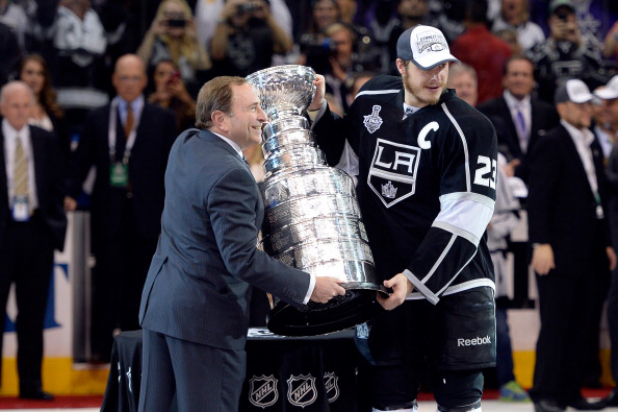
[167,18,187,28]
[300,36,337,75]
[237,2,259,14]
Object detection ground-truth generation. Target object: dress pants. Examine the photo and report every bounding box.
[139,329,246,412]
[0,212,54,393]
[91,196,158,361]
[530,240,608,403]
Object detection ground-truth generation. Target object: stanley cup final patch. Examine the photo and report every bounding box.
[363,105,384,134]
[368,138,420,208]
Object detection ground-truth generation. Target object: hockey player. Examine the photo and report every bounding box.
[308,25,498,412]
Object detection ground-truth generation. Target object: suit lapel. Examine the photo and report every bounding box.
[561,126,595,199]
[0,131,8,212]
[29,126,46,204]
[498,97,522,157]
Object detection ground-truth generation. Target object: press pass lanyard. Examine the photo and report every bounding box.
[108,97,140,188]
[108,97,140,167]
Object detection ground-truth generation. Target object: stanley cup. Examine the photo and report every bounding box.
[247,65,387,336]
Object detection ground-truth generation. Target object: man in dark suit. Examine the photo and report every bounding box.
[137,76,351,412]
[527,79,616,412]
[65,54,176,362]
[477,55,559,182]
[0,81,67,400]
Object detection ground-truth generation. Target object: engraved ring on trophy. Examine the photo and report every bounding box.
[246,65,388,336]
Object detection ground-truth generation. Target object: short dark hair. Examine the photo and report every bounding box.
[195,76,247,130]
[502,54,535,76]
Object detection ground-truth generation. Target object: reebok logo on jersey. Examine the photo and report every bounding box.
[368,138,420,208]
[457,335,491,347]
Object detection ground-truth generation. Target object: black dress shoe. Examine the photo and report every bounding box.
[534,399,566,412]
[562,396,606,411]
[19,390,54,401]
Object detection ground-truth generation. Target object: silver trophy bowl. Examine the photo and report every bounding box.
[247,65,387,336]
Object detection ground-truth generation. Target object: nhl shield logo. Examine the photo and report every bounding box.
[287,374,318,407]
[249,375,279,408]
[323,372,340,403]
[363,105,383,134]
[368,138,420,208]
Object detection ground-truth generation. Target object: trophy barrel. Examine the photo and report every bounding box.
[247,65,387,337]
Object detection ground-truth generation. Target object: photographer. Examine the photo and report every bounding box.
[209,0,293,77]
[527,0,606,103]
[147,59,197,133]
[300,22,378,113]
[137,0,211,94]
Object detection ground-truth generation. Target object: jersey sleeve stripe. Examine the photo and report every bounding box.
[403,269,440,305]
[434,251,478,296]
[441,103,471,192]
[433,221,480,246]
[355,89,401,99]
[405,278,495,301]
[420,233,456,283]
[439,192,495,209]
[438,278,496,297]
[435,197,494,242]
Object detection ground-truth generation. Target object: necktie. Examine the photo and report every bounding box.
[13,136,29,198]
[515,108,528,152]
[124,103,134,137]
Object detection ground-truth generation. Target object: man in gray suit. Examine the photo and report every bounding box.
[137,76,349,412]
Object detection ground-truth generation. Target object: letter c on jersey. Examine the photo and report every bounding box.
[417,121,439,149]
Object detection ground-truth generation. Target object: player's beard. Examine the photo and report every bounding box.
[402,66,445,107]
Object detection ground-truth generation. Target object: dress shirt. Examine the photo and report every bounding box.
[594,125,615,160]
[504,91,531,153]
[3,119,38,209]
[117,95,144,129]
[561,119,600,203]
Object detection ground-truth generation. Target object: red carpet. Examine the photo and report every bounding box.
[0,395,103,409]
[0,389,611,409]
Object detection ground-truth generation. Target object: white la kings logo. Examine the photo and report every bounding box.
[249,375,279,408]
[287,374,317,407]
[368,138,421,208]
[323,372,340,403]
[363,105,383,134]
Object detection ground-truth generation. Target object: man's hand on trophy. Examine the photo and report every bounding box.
[377,273,413,310]
[308,74,326,112]
[310,276,346,303]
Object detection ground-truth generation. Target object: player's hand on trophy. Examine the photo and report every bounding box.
[310,276,346,303]
[308,74,326,112]
[377,273,413,310]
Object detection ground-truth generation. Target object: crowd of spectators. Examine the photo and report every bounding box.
[1,0,618,402]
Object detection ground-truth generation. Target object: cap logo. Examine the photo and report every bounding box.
[416,31,447,55]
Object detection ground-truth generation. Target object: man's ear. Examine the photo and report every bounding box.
[395,58,406,76]
[211,110,228,132]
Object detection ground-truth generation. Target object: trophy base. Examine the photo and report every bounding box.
[266,283,388,337]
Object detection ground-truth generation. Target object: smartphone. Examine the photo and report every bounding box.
[167,70,181,85]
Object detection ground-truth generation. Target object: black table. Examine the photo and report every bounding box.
[101,328,360,412]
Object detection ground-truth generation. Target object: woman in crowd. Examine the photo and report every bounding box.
[17,54,69,155]
[147,59,196,134]
[137,0,211,93]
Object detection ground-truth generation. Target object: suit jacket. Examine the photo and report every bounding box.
[527,123,610,273]
[139,129,311,350]
[477,95,559,181]
[67,101,176,245]
[0,124,67,250]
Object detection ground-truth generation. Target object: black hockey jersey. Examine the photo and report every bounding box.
[312,75,497,304]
